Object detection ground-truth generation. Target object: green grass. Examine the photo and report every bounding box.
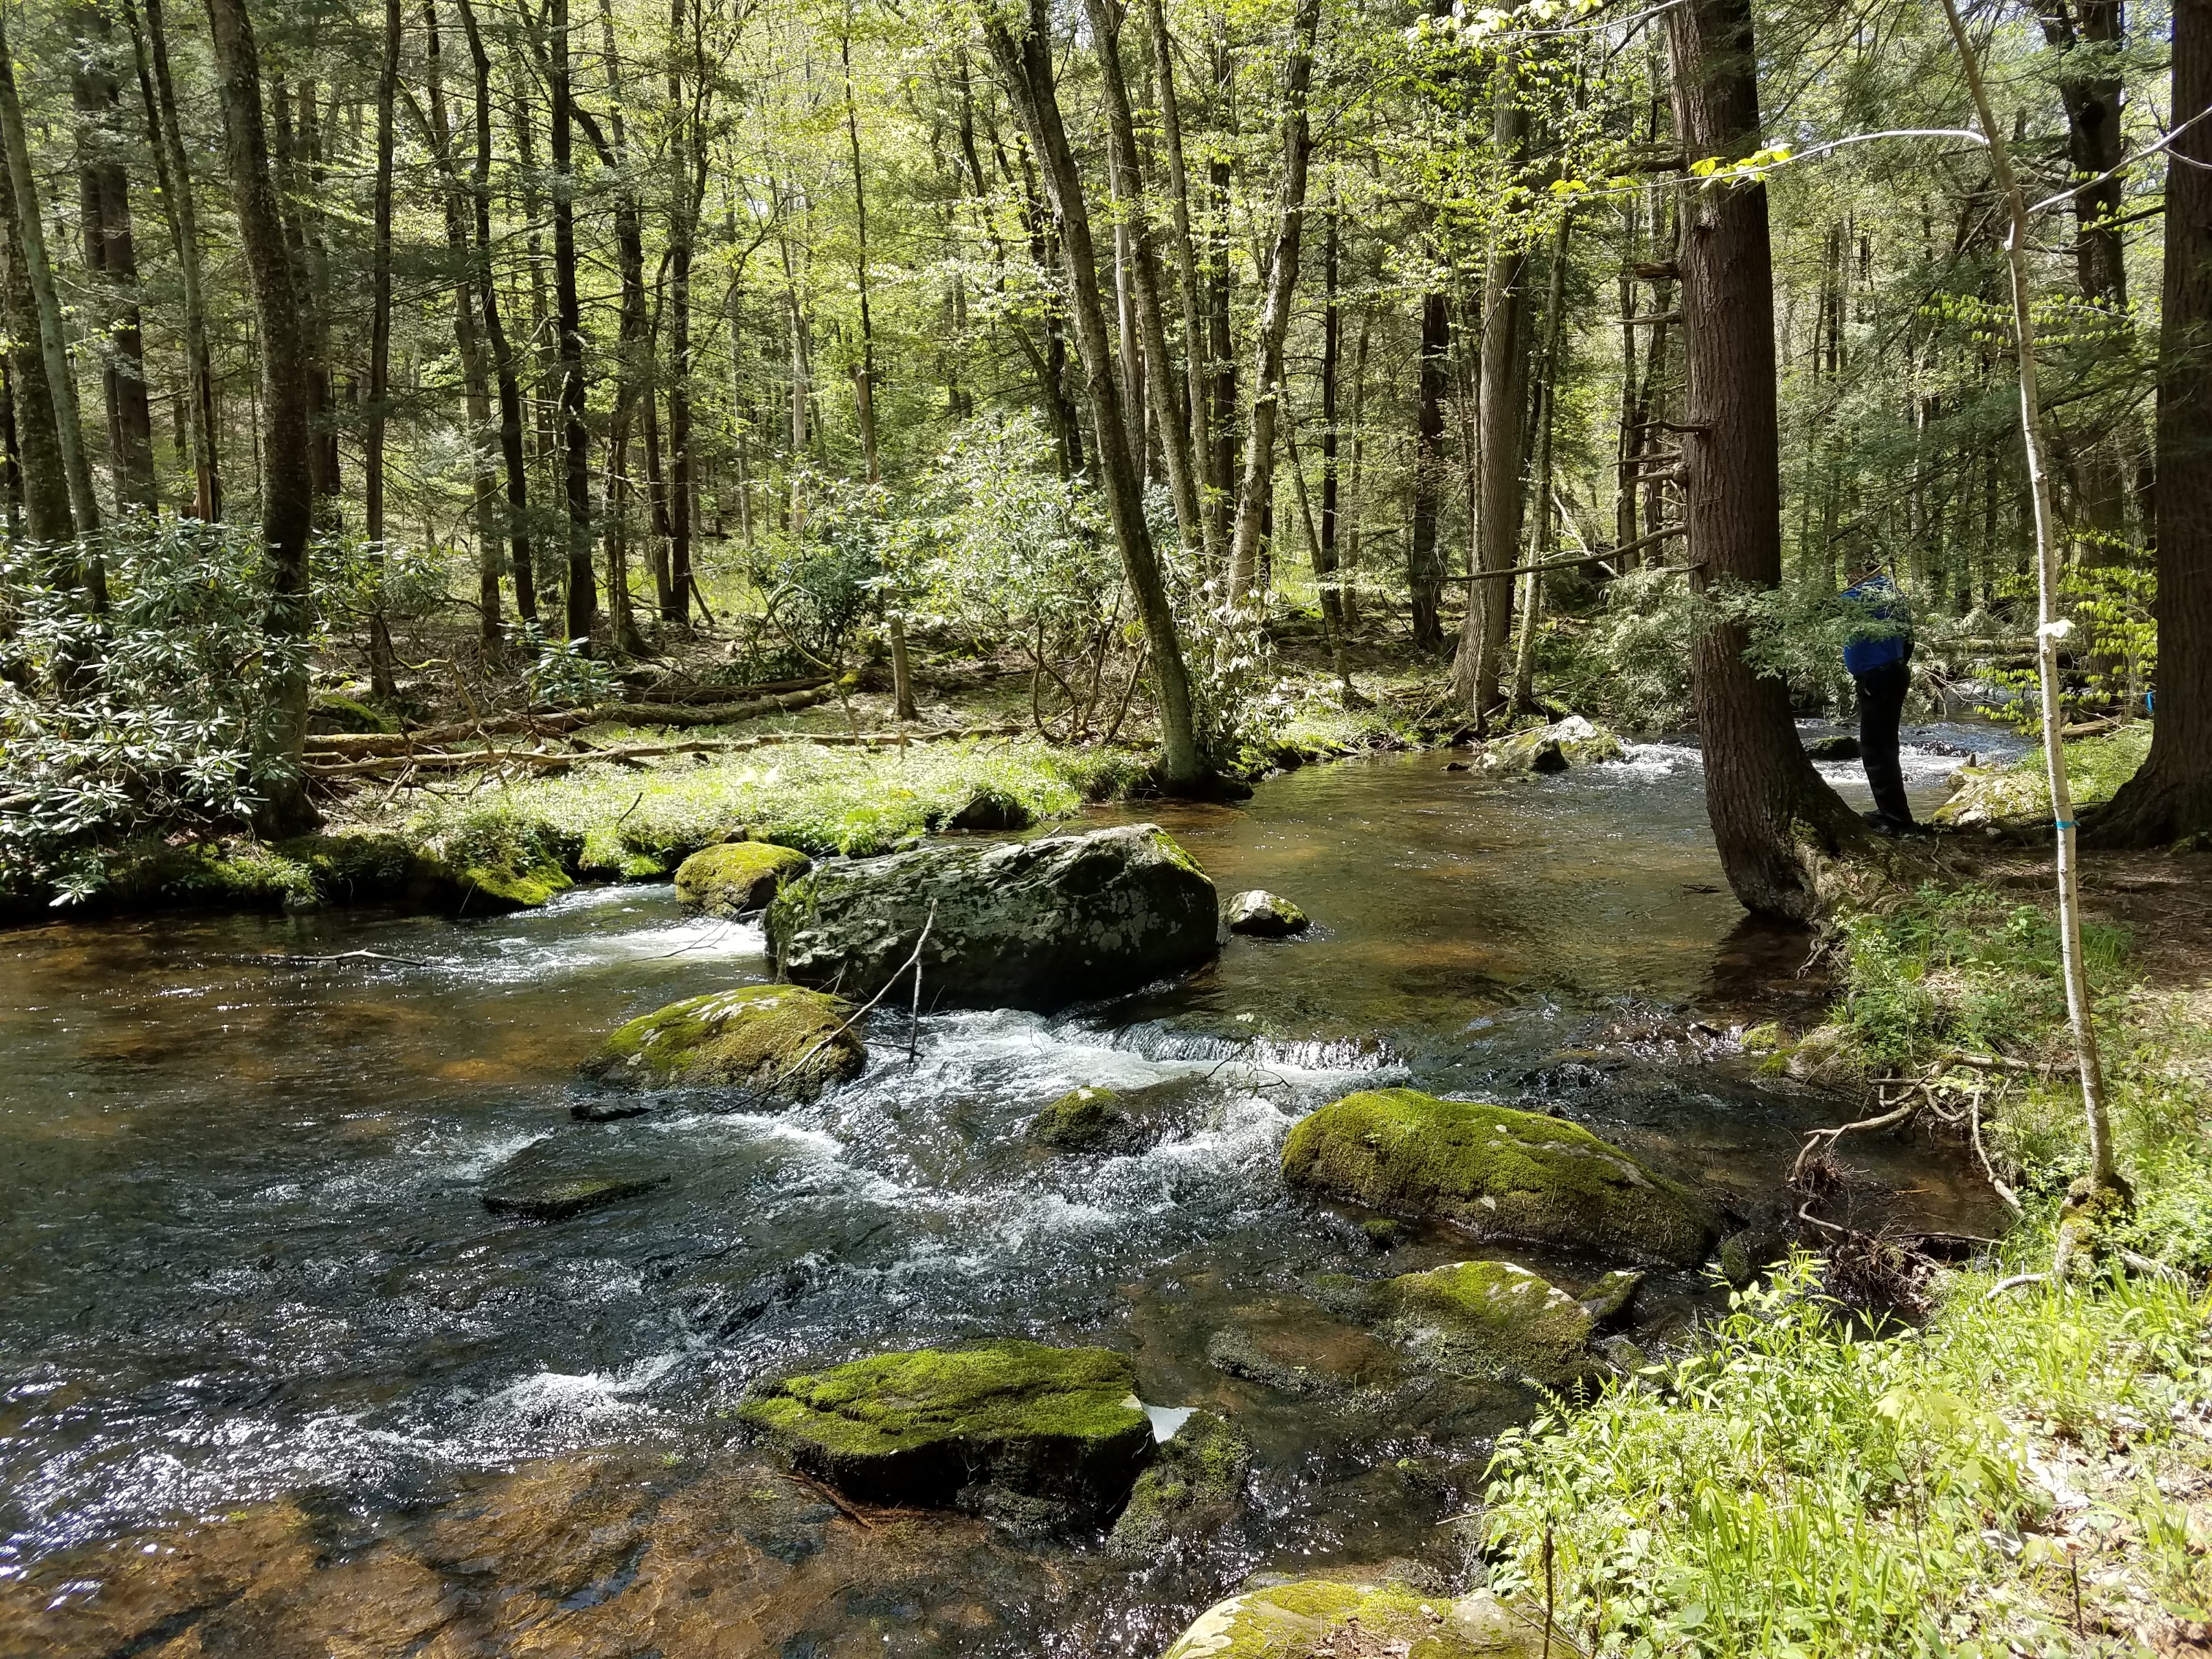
[1479,881,2212,1656]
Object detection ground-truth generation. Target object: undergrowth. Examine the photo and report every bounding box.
[1484,882,2212,1655]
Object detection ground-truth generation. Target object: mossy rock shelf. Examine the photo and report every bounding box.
[1382,1260,1603,1389]
[1162,1579,1546,1658]
[739,1340,1154,1525]
[1281,1088,1722,1266]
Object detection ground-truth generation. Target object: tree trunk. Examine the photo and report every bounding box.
[0,12,100,541]
[1317,197,1342,627]
[550,0,595,646]
[128,0,219,518]
[1205,42,1235,561]
[204,0,315,828]
[1224,0,1320,601]
[982,0,1204,788]
[70,1,157,512]
[1515,213,1571,715]
[1141,0,1218,565]
[0,159,76,544]
[1407,290,1449,652]
[457,0,533,626]
[1086,0,1203,557]
[364,0,402,693]
[663,0,700,625]
[1666,0,1857,919]
[2093,0,2212,846]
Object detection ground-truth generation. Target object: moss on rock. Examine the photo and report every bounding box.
[1106,1410,1251,1559]
[1280,1088,1720,1265]
[1226,889,1310,937]
[1477,716,1625,775]
[577,984,862,1101]
[1162,1579,1545,1659]
[1027,1086,1135,1152]
[738,1340,1153,1521]
[674,840,811,917]
[1382,1260,1602,1388]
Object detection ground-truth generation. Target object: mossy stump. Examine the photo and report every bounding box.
[1162,1579,1546,1659]
[738,1340,1153,1524]
[1382,1260,1602,1388]
[1281,1088,1720,1265]
[576,985,862,1103]
[673,841,811,918]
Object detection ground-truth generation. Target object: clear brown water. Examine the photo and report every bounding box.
[0,729,2014,1655]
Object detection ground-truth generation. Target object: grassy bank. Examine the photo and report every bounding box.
[1481,881,2212,1656]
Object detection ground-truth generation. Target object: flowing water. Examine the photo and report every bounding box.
[0,723,2018,1657]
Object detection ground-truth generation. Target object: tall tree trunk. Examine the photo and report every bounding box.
[1514,212,1571,715]
[982,0,1203,788]
[126,0,219,518]
[423,0,502,660]
[1614,192,1641,558]
[582,0,648,655]
[1666,0,1856,919]
[364,0,401,693]
[0,160,76,544]
[70,1,157,512]
[1224,0,1320,601]
[2094,0,2212,846]
[550,0,595,646]
[458,0,533,625]
[662,0,700,625]
[1140,0,1217,565]
[1407,290,1449,652]
[1316,196,1342,627]
[1205,40,1235,560]
[0,12,100,541]
[1086,0,1203,558]
[204,0,315,828]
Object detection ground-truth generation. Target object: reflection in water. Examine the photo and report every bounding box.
[0,733,2017,1655]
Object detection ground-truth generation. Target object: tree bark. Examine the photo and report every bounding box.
[1316,196,1342,626]
[663,0,701,625]
[1086,0,1203,558]
[1407,290,1450,652]
[1224,0,1320,601]
[1140,0,1218,565]
[0,159,75,544]
[0,12,100,540]
[2093,0,2212,845]
[1666,0,1857,919]
[457,0,533,626]
[70,1,157,512]
[365,0,402,691]
[127,0,219,518]
[1513,212,1570,715]
[982,0,1204,788]
[550,0,596,646]
[204,0,315,828]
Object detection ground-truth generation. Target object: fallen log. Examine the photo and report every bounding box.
[305,709,592,758]
[619,674,830,704]
[591,686,835,726]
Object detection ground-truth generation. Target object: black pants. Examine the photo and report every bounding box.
[1854,658,1914,826]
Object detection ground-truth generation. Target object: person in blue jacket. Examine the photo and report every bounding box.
[1841,563,1916,832]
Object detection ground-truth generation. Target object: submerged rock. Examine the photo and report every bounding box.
[1027,1086,1138,1152]
[673,840,810,917]
[480,1135,672,1220]
[1280,1088,1722,1265]
[1105,1410,1252,1560]
[1162,1579,1546,1659]
[738,1340,1154,1526]
[766,824,1218,1012]
[576,984,862,1102]
[1578,1267,1644,1328]
[1477,715,1626,775]
[1381,1260,1603,1389]
[1805,732,1862,760]
[1226,889,1310,937]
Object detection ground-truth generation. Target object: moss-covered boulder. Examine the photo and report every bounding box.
[767,824,1218,1012]
[576,984,862,1102]
[1162,1579,1546,1659]
[1476,715,1625,775]
[1578,1268,1643,1328]
[1027,1086,1137,1152]
[1106,1410,1251,1560]
[674,840,811,918]
[1226,889,1309,937]
[1280,1089,1721,1265]
[738,1340,1153,1526]
[1382,1260,1603,1388]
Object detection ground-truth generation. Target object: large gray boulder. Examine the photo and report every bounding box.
[764,824,1218,1011]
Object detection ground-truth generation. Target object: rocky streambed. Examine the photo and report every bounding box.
[0,739,2012,1656]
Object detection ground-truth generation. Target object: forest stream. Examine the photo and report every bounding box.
[0,725,2021,1658]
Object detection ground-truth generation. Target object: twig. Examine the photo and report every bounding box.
[776,902,937,1086]
[1789,1099,1920,1187]
[258,948,431,968]
[1985,1272,2048,1300]
[1970,1091,2023,1215]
